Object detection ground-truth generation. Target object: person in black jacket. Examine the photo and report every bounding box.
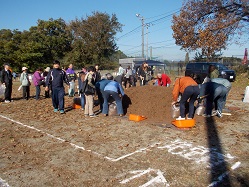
[1,63,13,103]
[137,62,151,86]
[45,60,69,114]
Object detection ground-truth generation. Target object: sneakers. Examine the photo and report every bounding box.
[216,110,223,118]
[54,108,58,112]
[4,100,10,103]
[202,114,211,118]
[176,116,185,120]
[60,110,65,114]
[89,114,97,118]
[211,110,217,116]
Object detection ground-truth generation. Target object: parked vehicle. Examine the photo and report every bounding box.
[185,62,236,82]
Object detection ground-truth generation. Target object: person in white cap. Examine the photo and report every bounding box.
[20,67,30,100]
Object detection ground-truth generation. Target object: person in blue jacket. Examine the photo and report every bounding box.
[102,73,125,116]
[45,60,69,114]
[95,74,111,112]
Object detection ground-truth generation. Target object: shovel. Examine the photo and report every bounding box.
[141,77,144,85]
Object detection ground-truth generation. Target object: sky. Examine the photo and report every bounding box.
[0,0,248,61]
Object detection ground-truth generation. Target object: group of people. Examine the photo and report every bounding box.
[172,65,231,119]
[1,62,231,120]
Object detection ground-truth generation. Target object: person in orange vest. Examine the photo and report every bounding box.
[172,74,200,120]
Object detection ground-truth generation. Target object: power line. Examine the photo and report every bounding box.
[145,9,180,20]
[117,25,141,40]
[117,9,180,41]
[149,39,174,45]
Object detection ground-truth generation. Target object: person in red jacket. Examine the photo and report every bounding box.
[156,73,171,87]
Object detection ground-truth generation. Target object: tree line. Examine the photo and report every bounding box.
[0,11,126,72]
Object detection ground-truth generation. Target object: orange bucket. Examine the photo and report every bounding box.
[171,119,195,128]
[129,114,146,122]
[73,103,81,109]
[72,97,81,109]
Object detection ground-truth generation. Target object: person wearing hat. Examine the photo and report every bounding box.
[45,60,70,114]
[1,63,13,103]
[20,67,30,100]
[42,67,51,98]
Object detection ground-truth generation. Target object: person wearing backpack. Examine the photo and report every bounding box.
[45,60,70,114]
[20,67,30,100]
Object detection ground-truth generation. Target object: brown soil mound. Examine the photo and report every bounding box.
[123,85,173,123]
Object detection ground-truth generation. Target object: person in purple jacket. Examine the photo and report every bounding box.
[66,64,76,97]
[32,68,44,100]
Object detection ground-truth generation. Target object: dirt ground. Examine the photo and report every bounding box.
[0,74,249,187]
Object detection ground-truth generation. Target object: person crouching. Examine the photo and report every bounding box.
[172,74,200,120]
[102,73,125,117]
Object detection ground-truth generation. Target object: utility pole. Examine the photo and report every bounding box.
[146,24,149,60]
[150,46,152,60]
[136,14,145,58]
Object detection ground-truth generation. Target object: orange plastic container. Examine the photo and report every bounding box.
[171,119,195,128]
[72,97,81,109]
[129,114,146,122]
[73,103,81,109]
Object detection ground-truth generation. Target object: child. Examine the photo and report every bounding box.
[20,67,30,100]
[45,60,69,114]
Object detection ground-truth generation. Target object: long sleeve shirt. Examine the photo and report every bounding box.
[157,74,171,86]
[172,76,197,101]
[95,79,111,91]
[104,81,125,96]
[199,82,223,98]
[1,69,12,84]
[211,78,231,91]
[45,68,69,88]
[32,71,44,86]
[66,68,76,81]
[84,72,95,88]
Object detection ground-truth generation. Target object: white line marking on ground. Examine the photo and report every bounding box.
[0,114,242,187]
[0,114,159,162]
[105,142,160,162]
[157,139,235,166]
[207,161,241,187]
[0,177,10,187]
[119,168,169,187]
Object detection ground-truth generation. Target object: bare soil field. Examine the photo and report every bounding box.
[0,74,249,187]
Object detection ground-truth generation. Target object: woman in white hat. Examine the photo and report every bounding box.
[20,67,30,100]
